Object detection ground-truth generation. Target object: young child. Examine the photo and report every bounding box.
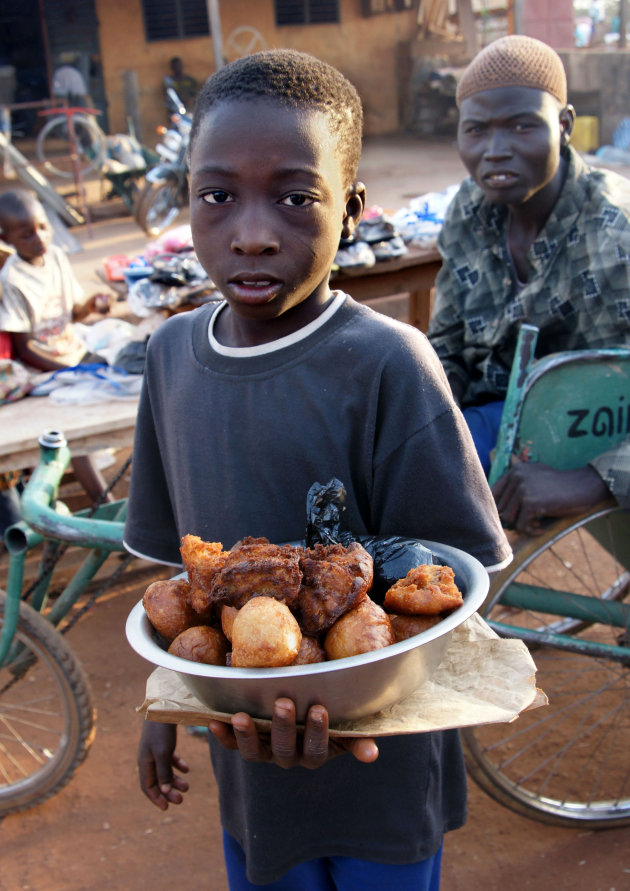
[0,188,111,372]
[0,188,113,527]
[124,50,512,890]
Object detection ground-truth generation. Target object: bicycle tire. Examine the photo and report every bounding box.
[462,504,630,828]
[0,591,95,817]
[36,113,106,179]
[134,179,186,237]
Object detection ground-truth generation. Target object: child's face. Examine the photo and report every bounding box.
[1,204,52,264]
[189,99,363,335]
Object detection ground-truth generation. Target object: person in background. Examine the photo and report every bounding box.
[0,189,113,536]
[125,49,511,890]
[427,35,630,536]
[163,57,199,113]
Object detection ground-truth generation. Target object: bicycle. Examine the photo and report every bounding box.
[461,324,630,828]
[0,430,135,816]
[36,105,107,180]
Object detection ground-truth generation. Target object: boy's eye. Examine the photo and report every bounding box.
[202,190,232,205]
[280,193,314,207]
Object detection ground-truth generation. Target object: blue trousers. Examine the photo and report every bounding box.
[462,401,505,475]
[222,830,443,891]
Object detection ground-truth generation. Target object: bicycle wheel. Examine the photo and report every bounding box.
[36,113,107,179]
[0,591,95,817]
[134,179,186,236]
[462,504,630,828]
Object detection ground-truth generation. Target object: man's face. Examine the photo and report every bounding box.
[1,203,52,264]
[189,98,361,331]
[457,86,570,208]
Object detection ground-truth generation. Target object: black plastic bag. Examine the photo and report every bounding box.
[303,479,433,604]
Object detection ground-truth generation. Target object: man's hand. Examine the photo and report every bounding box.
[208,698,379,770]
[137,722,189,810]
[491,460,612,535]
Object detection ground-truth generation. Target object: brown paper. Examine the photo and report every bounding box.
[137,612,547,737]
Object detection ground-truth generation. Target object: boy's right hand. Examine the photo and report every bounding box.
[137,721,190,810]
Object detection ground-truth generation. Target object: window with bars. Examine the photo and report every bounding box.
[274,0,340,26]
[362,0,414,14]
[141,0,210,41]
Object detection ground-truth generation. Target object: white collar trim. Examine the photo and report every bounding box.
[208,291,347,357]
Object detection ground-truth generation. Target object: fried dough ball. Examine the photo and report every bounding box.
[221,604,239,643]
[324,597,394,660]
[383,564,463,616]
[302,541,374,589]
[297,556,368,635]
[180,535,229,618]
[389,613,443,642]
[292,635,326,665]
[211,537,302,609]
[143,578,199,643]
[231,596,302,667]
[168,625,230,665]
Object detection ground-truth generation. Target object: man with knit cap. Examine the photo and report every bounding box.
[428,34,630,536]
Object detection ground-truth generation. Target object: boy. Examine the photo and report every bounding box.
[124,50,511,889]
[0,188,111,371]
[427,36,630,535]
[0,188,113,527]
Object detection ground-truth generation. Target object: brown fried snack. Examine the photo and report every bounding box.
[220,604,239,642]
[168,625,230,665]
[324,597,394,660]
[292,635,326,665]
[389,613,443,642]
[383,564,463,616]
[210,536,302,609]
[143,578,199,643]
[180,534,229,619]
[231,596,302,667]
[297,544,371,635]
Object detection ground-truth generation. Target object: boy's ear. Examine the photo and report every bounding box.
[341,181,366,240]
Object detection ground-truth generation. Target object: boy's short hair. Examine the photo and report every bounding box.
[191,49,363,184]
[0,189,41,236]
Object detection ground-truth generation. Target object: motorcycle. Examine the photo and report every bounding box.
[133,88,191,237]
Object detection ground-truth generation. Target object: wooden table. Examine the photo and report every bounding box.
[0,396,139,473]
[330,245,442,332]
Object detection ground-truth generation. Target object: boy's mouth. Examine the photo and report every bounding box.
[228,274,282,303]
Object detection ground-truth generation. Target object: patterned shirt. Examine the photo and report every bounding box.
[428,147,630,507]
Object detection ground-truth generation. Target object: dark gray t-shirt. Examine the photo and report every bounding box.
[125,294,511,883]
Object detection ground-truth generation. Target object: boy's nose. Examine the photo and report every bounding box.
[230,206,280,255]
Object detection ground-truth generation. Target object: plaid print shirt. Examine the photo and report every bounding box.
[428,147,630,507]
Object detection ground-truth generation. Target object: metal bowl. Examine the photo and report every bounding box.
[126,539,489,722]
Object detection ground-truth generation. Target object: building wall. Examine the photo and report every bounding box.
[522,0,575,49]
[94,0,418,143]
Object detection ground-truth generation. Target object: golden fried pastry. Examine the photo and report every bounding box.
[298,556,368,635]
[389,613,443,642]
[220,604,239,642]
[324,597,394,660]
[383,564,463,616]
[180,534,229,618]
[168,625,230,665]
[142,578,198,643]
[211,537,302,609]
[292,635,326,665]
[231,596,302,667]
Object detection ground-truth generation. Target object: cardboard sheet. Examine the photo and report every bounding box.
[137,612,546,737]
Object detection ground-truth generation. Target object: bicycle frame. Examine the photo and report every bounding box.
[1,431,127,666]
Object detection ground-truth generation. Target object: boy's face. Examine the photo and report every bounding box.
[189,99,364,337]
[1,203,52,264]
[457,86,573,209]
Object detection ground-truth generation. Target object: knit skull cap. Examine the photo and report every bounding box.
[456,35,567,107]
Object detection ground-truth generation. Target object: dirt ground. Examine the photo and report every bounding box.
[2,135,630,890]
